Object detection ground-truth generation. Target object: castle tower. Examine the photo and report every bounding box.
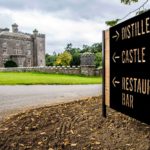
[80,52,96,76]
[12,23,18,33]
[33,29,45,66]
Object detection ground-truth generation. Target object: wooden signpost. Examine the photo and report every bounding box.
[103,10,150,124]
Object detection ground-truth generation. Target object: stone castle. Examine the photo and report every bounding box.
[0,23,45,67]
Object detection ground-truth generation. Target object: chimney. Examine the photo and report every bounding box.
[12,23,18,32]
[33,29,38,35]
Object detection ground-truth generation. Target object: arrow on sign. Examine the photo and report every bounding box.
[112,77,120,87]
[112,30,120,41]
[112,52,120,63]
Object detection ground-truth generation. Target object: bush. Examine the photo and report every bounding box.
[4,60,18,67]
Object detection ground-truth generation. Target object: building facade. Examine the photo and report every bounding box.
[0,23,45,67]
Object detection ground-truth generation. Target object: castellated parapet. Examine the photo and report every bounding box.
[0,23,45,67]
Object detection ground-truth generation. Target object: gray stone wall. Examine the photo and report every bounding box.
[0,66,102,76]
[80,52,97,76]
[80,52,95,66]
[81,65,96,76]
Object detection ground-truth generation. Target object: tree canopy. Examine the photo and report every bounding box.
[55,51,72,66]
[45,52,57,66]
[45,42,102,68]
[121,0,139,5]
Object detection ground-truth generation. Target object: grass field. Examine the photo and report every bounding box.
[0,72,101,85]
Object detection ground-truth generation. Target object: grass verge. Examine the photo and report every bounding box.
[0,72,101,85]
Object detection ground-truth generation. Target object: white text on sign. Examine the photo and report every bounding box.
[122,47,146,63]
[122,17,150,40]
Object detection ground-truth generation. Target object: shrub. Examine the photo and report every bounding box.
[4,60,18,67]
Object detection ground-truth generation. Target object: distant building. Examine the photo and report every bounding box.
[80,52,95,66]
[0,23,45,67]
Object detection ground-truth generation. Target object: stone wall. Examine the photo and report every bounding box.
[0,66,102,76]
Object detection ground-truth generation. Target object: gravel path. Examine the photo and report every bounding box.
[0,84,101,120]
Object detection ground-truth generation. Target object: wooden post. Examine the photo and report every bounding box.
[102,30,106,117]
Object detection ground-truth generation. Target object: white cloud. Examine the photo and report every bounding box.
[0,0,150,54]
[0,7,106,54]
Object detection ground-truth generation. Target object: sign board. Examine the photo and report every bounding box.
[109,10,150,124]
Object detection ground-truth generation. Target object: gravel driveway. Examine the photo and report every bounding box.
[0,84,101,120]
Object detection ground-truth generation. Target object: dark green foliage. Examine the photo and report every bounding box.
[45,52,57,66]
[46,42,102,68]
[105,0,143,27]
[121,0,138,5]
[105,19,120,27]
[136,9,149,15]
[4,60,18,67]
[95,52,102,68]
[90,43,102,53]
[65,43,81,66]
[81,43,102,54]
[70,51,81,66]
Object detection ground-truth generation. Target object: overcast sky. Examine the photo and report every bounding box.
[0,0,149,54]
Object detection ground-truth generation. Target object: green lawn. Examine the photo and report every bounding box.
[0,72,101,85]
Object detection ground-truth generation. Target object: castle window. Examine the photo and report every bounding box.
[15,42,22,55]
[2,42,7,48]
[18,58,23,67]
[3,48,7,54]
[15,49,22,55]
[27,50,31,55]
[27,42,31,49]
[17,49,22,55]
[16,42,20,47]
[2,42,8,54]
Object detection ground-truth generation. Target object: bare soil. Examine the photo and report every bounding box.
[0,97,149,150]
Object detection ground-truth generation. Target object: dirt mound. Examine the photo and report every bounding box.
[0,97,149,150]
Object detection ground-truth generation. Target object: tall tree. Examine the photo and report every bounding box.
[55,51,72,66]
[65,43,81,66]
[65,43,73,52]
[91,43,102,53]
[95,52,102,68]
[70,50,81,66]
[45,53,57,66]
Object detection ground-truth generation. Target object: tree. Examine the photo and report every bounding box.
[121,0,138,5]
[65,43,73,52]
[95,52,102,68]
[48,42,102,67]
[70,50,80,66]
[45,52,57,66]
[90,43,102,53]
[81,45,90,53]
[105,19,120,27]
[80,43,102,54]
[65,43,81,66]
[55,51,72,66]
